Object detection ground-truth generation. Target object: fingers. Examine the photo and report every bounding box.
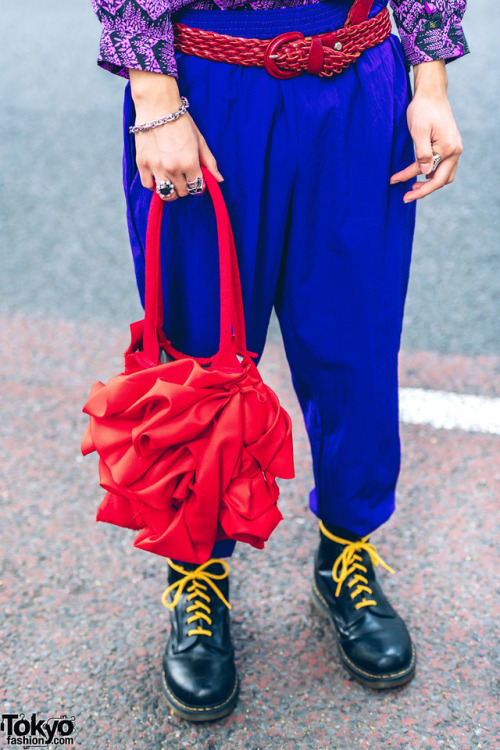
[133,116,223,201]
[413,127,435,175]
[198,134,224,183]
[168,168,190,198]
[155,175,178,202]
[389,128,435,184]
[447,160,459,184]
[402,156,457,202]
[390,141,462,200]
[137,156,207,201]
[136,158,155,191]
[184,163,206,195]
[136,154,177,200]
[153,167,204,202]
[156,163,205,200]
[390,161,422,184]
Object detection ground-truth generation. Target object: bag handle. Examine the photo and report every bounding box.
[143,165,247,367]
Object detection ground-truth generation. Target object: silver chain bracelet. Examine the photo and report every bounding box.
[129,96,190,134]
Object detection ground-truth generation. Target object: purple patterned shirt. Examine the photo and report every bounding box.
[91,0,469,79]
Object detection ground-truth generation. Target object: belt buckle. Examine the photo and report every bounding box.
[263,31,305,79]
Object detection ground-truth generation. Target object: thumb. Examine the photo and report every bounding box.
[198,138,224,182]
[414,130,434,175]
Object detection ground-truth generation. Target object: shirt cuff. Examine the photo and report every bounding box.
[393,1,470,68]
[97,29,178,79]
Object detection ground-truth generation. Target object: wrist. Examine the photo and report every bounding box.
[413,59,448,98]
[129,69,182,112]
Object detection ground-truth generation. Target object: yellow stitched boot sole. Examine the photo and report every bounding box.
[311,582,416,689]
[160,670,239,722]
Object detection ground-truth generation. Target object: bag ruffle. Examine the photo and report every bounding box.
[82,353,294,563]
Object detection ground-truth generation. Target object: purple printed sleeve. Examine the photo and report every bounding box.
[90,0,179,79]
[390,0,469,67]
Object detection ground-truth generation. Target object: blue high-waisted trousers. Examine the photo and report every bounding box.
[122,0,417,558]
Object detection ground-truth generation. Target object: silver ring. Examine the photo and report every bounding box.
[431,152,442,171]
[186,176,205,195]
[156,179,175,198]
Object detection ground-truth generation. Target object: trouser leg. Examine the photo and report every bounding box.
[274,33,417,536]
[122,54,299,557]
[122,4,416,546]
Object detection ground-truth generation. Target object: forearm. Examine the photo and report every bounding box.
[129,70,182,117]
[412,59,448,98]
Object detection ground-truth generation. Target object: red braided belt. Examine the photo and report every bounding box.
[173,5,392,80]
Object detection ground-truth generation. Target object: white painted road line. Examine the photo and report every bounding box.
[399,387,500,436]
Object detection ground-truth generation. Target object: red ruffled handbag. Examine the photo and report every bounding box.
[81,167,294,563]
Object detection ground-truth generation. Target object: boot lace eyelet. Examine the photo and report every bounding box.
[162,558,231,638]
[319,521,395,610]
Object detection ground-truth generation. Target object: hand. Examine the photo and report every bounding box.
[389,60,463,203]
[129,69,224,201]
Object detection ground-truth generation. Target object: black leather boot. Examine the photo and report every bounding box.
[312,521,416,688]
[161,558,239,721]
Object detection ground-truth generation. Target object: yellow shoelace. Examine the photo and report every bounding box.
[162,558,231,637]
[319,521,395,610]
